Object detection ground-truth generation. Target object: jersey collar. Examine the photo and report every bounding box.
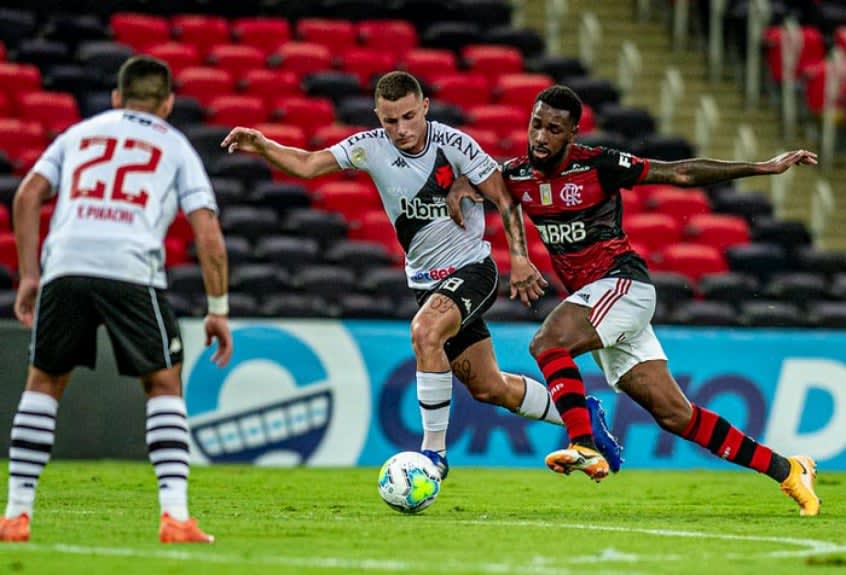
[398,121,432,159]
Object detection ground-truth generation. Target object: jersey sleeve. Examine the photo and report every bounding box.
[30,133,67,194]
[446,129,499,185]
[328,132,370,171]
[176,139,218,214]
[596,147,650,193]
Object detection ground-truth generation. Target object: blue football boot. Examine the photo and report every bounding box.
[586,395,624,473]
[421,449,449,480]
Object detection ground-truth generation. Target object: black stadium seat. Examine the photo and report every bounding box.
[631,134,694,161]
[752,218,812,253]
[726,242,790,281]
[339,293,394,318]
[485,296,536,322]
[220,206,280,243]
[711,190,773,222]
[43,13,108,50]
[650,272,695,310]
[209,155,273,185]
[210,177,246,209]
[227,293,259,317]
[282,209,348,248]
[337,97,380,128]
[740,300,806,327]
[426,101,465,126]
[565,77,620,112]
[231,264,289,298]
[185,125,232,168]
[669,300,739,326]
[248,181,312,215]
[795,247,846,276]
[292,265,357,301]
[455,0,513,28]
[302,72,363,105]
[168,265,205,296]
[77,41,135,87]
[526,55,589,82]
[325,240,395,271]
[0,9,37,50]
[483,26,546,58]
[763,272,829,306]
[43,65,98,105]
[254,235,323,271]
[422,22,482,53]
[168,97,205,130]
[0,289,16,318]
[698,272,760,304]
[598,105,656,140]
[576,131,629,152]
[224,236,254,265]
[16,39,72,73]
[361,267,409,295]
[808,301,846,328]
[260,293,334,318]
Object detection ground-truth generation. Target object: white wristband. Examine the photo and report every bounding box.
[207,294,229,316]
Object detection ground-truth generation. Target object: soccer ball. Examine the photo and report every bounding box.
[377,451,441,513]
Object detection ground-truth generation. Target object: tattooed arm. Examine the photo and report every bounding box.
[643,150,817,187]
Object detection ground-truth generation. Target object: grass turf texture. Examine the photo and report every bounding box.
[0,462,843,575]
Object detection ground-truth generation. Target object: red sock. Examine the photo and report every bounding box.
[682,404,790,481]
[536,347,592,444]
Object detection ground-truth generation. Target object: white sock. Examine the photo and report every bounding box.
[417,371,452,453]
[516,376,563,426]
[6,391,58,519]
[147,396,191,522]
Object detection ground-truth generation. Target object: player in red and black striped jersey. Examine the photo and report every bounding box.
[448,85,821,515]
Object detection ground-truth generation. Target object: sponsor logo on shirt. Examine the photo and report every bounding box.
[560,183,583,206]
[560,163,590,175]
[411,266,457,282]
[399,197,450,220]
[536,221,587,244]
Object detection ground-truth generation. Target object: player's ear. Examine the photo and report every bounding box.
[421,96,429,116]
[111,89,122,109]
[159,93,175,119]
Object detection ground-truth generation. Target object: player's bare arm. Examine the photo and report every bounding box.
[644,149,817,186]
[12,173,52,327]
[188,208,233,367]
[221,126,340,179]
[474,172,549,305]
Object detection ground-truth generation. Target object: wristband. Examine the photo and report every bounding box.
[207,294,229,315]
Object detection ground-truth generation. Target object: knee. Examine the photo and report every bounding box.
[652,404,693,435]
[466,378,506,406]
[410,318,446,358]
[529,328,559,359]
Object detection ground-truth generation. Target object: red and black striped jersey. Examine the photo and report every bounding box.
[502,144,651,292]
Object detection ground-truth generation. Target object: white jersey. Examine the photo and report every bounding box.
[31,109,217,289]
[330,121,498,289]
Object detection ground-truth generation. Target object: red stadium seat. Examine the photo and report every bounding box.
[580,103,596,133]
[628,240,650,260]
[17,91,80,135]
[402,49,457,84]
[0,93,9,117]
[461,127,505,158]
[0,63,41,100]
[490,246,511,273]
[274,42,333,78]
[0,119,45,161]
[167,212,194,244]
[358,20,418,60]
[651,242,728,284]
[254,123,308,150]
[0,204,9,232]
[462,44,524,83]
[176,67,235,107]
[170,15,230,58]
[466,105,525,136]
[495,73,555,112]
[313,181,381,222]
[0,41,6,62]
[232,17,291,56]
[15,147,44,177]
[529,239,554,275]
[164,237,189,268]
[206,95,268,127]
[207,44,266,79]
[644,188,710,225]
[341,48,396,88]
[349,209,403,260]
[624,213,682,252]
[240,69,301,105]
[110,13,171,51]
[620,189,644,217]
[430,73,489,109]
[764,26,825,83]
[499,128,529,159]
[271,95,335,135]
[311,124,366,150]
[801,60,846,115]
[296,19,357,55]
[0,232,16,271]
[143,42,201,76]
[683,213,750,253]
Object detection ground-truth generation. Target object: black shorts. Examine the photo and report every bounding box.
[415,256,498,362]
[32,275,183,377]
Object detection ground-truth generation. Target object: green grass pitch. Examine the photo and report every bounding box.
[0,461,843,575]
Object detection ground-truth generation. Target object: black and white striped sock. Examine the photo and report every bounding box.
[146,396,191,522]
[5,391,57,519]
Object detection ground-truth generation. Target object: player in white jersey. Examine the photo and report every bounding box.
[0,56,233,543]
[221,71,573,478]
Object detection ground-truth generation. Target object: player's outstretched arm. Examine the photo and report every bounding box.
[188,208,233,368]
[473,172,549,305]
[221,126,340,179]
[643,149,817,187]
[12,173,51,327]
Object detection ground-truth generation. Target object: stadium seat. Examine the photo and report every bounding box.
[141,42,201,76]
[240,69,301,105]
[184,125,231,167]
[336,96,380,128]
[598,105,656,140]
[296,18,358,54]
[651,243,728,284]
[751,217,812,253]
[222,235,253,266]
[227,292,260,316]
[0,175,20,207]
[796,246,846,275]
[168,96,204,129]
[764,26,825,83]
[740,300,805,327]
[17,91,81,135]
[176,67,235,107]
[361,267,409,295]
[252,123,308,152]
[209,154,273,186]
[389,0,458,32]
[358,19,418,59]
[210,177,246,208]
[725,242,789,281]
[313,181,381,222]
[431,73,489,109]
[808,301,846,328]
[829,273,846,299]
[205,95,268,127]
[669,300,739,326]
[466,105,525,136]
[14,147,42,178]
[166,211,193,244]
[42,64,97,105]
[282,208,348,248]
[77,42,135,86]
[340,48,396,88]
[427,101,466,125]
[402,49,457,84]
[576,130,628,151]
[624,213,682,252]
[168,264,204,295]
[711,190,773,222]
[422,22,481,53]
[462,127,505,159]
[293,264,356,301]
[650,271,695,309]
[485,297,536,322]
[0,289,15,318]
[0,204,8,232]
[273,42,333,78]
[620,189,644,217]
[683,214,750,253]
[494,73,554,112]
[254,235,322,271]
[525,54,588,82]
[170,14,230,58]
[207,44,266,79]
[498,128,530,159]
[455,0,513,29]
[644,188,711,225]
[763,272,829,305]
[231,264,288,298]
[164,237,189,268]
[16,39,72,73]
[562,77,620,112]
[81,91,112,118]
[261,293,333,318]
[348,209,403,259]
[698,272,760,303]
[110,13,170,51]
[221,206,280,243]
[338,293,395,318]
[0,8,36,50]
[0,262,12,289]
[311,125,365,150]
[325,240,395,271]
[248,180,311,215]
[631,134,694,162]
[44,13,108,50]
[231,17,291,55]
[0,119,45,162]
[166,292,196,317]
[483,26,545,58]
[271,96,335,136]
[302,71,362,104]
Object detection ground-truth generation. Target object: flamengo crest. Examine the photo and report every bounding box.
[560,183,583,206]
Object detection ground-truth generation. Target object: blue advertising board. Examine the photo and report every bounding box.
[180,319,846,470]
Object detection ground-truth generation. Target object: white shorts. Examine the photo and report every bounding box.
[565,277,667,389]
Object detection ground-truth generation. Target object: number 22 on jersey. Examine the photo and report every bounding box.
[70,136,161,208]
